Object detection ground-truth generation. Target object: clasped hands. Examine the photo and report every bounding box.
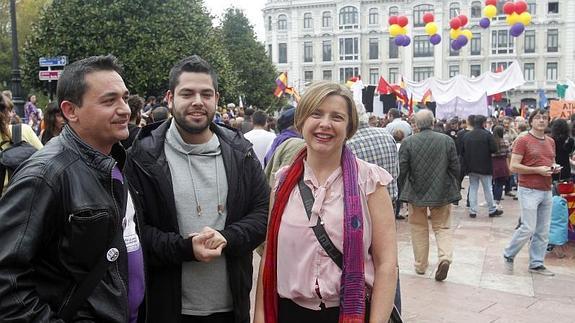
[189,226,227,262]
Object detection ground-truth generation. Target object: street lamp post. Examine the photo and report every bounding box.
[10,0,25,118]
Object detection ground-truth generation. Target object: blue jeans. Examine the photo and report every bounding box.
[468,173,496,214]
[504,187,552,268]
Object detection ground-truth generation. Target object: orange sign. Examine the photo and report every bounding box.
[550,100,575,119]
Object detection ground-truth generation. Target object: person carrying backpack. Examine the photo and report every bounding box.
[0,93,42,193]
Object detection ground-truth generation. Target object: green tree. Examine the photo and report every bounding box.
[219,8,280,110]
[22,0,240,103]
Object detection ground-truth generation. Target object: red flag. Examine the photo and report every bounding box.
[377,76,394,94]
[421,89,432,103]
[408,94,414,116]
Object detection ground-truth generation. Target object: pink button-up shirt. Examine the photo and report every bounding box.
[275,157,393,310]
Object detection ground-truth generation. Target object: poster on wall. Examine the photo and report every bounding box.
[549,100,575,119]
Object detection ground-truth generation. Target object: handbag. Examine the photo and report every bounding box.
[298,179,403,323]
[0,124,38,191]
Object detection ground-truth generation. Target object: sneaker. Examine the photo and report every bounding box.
[489,209,504,217]
[479,202,487,207]
[469,213,477,218]
[415,268,426,275]
[435,260,450,281]
[503,255,514,272]
[505,192,516,197]
[529,266,555,276]
[395,214,406,220]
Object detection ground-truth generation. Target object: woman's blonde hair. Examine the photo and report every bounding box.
[294,81,358,139]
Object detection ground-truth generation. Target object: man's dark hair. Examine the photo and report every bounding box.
[388,108,400,119]
[151,106,170,123]
[168,55,218,93]
[127,95,144,122]
[57,55,123,108]
[467,114,476,128]
[474,115,486,129]
[252,110,267,126]
[146,96,156,103]
[244,107,255,118]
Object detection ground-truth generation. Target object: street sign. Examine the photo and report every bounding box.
[39,56,68,67]
[39,70,62,81]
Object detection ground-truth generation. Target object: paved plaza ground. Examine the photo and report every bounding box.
[250,181,575,322]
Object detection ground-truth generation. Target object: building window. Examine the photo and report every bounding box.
[304,71,314,83]
[323,70,332,81]
[267,44,272,58]
[491,61,513,72]
[322,41,332,62]
[369,68,379,85]
[339,37,359,60]
[322,11,331,28]
[471,1,482,18]
[524,63,535,81]
[304,42,313,62]
[491,30,514,54]
[524,30,535,53]
[547,29,558,52]
[278,14,287,30]
[413,66,433,82]
[268,16,272,31]
[470,33,481,55]
[340,67,359,83]
[303,13,313,29]
[389,38,398,59]
[278,43,287,63]
[414,4,434,27]
[528,1,536,15]
[470,64,481,77]
[449,3,460,19]
[389,6,399,17]
[368,8,379,25]
[388,67,398,84]
[339,6,358,29]
[369,38,379,59]
[449,65,459,78]
[546,62,558,81]
[414,35,433,57]
[548,2,559,14]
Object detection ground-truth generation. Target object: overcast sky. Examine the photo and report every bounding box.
[205,0,267,42]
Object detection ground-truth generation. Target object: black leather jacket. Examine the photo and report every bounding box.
[0,125,133,322]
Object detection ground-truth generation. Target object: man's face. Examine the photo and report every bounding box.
[169,72,219,139]
[503,119,510,129]
[530,113,549,132]
[66,71,130,154]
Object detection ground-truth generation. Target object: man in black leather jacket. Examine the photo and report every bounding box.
[125,55,269,323]
[0,55,144,322]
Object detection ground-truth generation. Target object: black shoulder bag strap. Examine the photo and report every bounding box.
[298,178,404,323]
[298,178,343,268]
[12,123,22,144]
[59,227,124,321]
[0,124,20,193]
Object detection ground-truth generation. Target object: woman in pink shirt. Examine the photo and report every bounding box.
[255,82,398,323]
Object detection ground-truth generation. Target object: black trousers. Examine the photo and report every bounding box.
[278,298,370,323]
[180,312,234,323]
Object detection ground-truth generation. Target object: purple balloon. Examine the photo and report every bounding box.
[510,22,525,37]
[451,40,462,51]
[479,17,491,29]
[394,36,405,46]
[430,34,442,45]
[456,35,468,47]
[402,36,411,46]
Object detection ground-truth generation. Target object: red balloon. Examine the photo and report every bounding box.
[485,0,497,6]
[388,16,398,26]
[423,12,434,24]
[503,1,516,15]
[449,17,462,30]
[459,15,468,26]
[397,16,408,27]
[514,1,528,14]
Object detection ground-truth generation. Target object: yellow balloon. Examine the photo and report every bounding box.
[484,5,497,19]
[389,24,402,37]
[425,22,438,36]
[519,12,532,26]
[399,26,408,35]
[506,12,520,26]
[462,29,473,40]
[450,28,461,40]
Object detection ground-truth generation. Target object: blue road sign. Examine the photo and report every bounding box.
[39,56,68,67]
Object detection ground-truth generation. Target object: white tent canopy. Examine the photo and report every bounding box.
[404,60,526,104]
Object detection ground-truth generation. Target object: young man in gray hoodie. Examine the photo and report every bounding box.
[126,55,269,323]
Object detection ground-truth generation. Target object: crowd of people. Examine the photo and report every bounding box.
[0,53,570,322]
